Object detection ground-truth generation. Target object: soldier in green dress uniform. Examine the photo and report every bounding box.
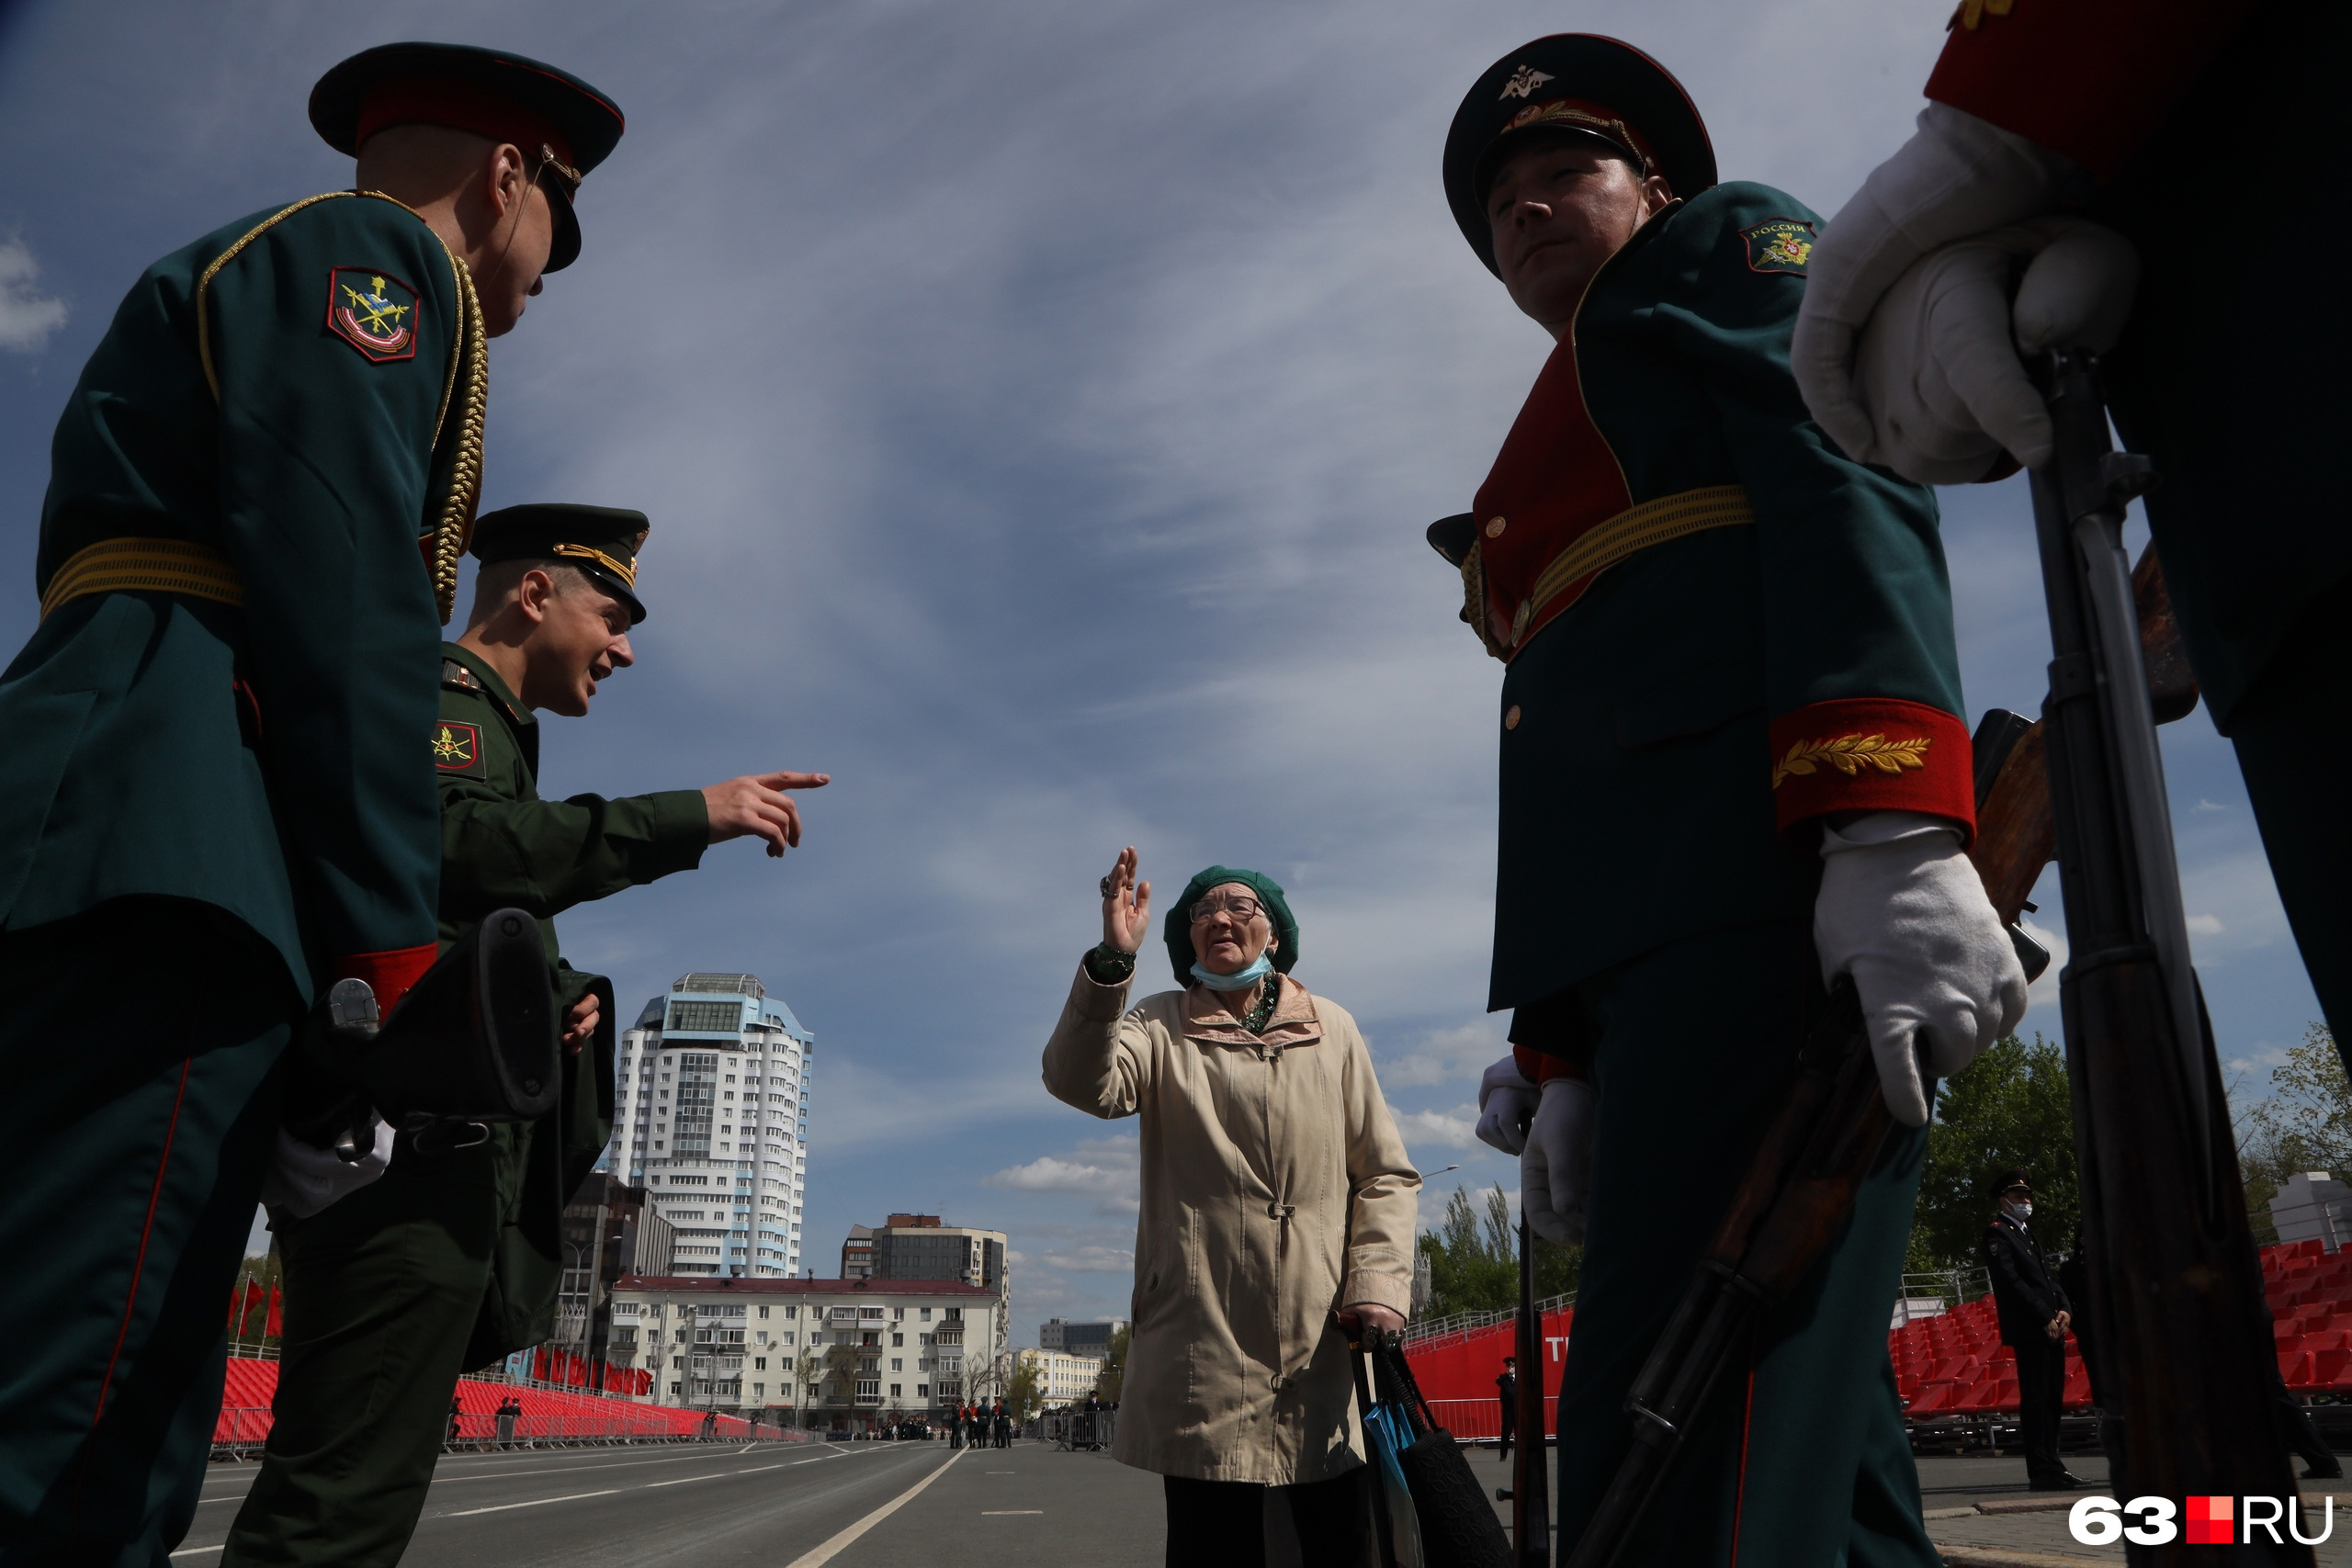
[0,42,623,1566]
[1439,37,2026,1565]
[221,505,827,1567]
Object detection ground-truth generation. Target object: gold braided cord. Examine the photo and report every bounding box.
[421,254,488,624]
[190,188,484,623]
[39,537,244,620]
[550,543,638,589]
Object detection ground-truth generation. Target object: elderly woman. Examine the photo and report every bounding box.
[1044,848,1419,1567]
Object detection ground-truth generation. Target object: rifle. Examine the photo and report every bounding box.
[1561,352,2300,1565]
[2030,350,2299,1562]
[1498,1205,1552,1566]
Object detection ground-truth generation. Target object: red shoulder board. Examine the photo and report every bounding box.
[431,720,485,777]
[326,266,422,363]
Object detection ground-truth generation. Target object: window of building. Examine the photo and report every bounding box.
[779,1356,794,1370]
[752,1382,765,1398]
[669,1382,681,1395]
[754,1357,766,1370]
[890,1358,902,1371]
[917,1383,929,1396]
[757,1306,769,1319]
[855,1380,880,1399]
[920,1308,932,1320]
[783,1306,797,1319]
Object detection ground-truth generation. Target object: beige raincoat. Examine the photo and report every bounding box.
[1042,964,1419,1483]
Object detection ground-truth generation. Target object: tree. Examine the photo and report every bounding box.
[1093,1325,1129,1403]
[1909,1033,2078,1272]
[2236,1024,2347,1244]
[1005,1358,1042,1420]
[1417,1184,1580,1319]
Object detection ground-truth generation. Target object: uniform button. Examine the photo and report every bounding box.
[1505,705,1521,730]
[1485,515,1507,538]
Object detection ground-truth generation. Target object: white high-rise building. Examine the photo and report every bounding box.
[609,972,812,1278]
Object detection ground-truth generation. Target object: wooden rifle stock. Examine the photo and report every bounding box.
[1563,545,2191,1568]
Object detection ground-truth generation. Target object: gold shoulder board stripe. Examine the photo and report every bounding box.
[39,537,245,621]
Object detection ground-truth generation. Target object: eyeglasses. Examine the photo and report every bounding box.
[1189,895,1266,925]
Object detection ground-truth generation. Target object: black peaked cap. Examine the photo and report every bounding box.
[311,43,625,272]
[470,502,650,625]
[1444,35,1716,276]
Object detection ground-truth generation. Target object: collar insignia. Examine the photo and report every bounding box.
[1498,65,1555,100]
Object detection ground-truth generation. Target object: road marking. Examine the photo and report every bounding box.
[785,1450,964,1567]
[446,1487,621,1517]
[646,1462,786,1486]
[168,1549,223,1559]
[982,1509,1044,1515]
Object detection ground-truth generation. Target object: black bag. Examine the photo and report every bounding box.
[1373,1336,1513,1568]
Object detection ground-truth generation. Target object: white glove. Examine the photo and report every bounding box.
[257,1114,396,1218]
[1847,218,2139,480]
[1815,812,2028,1128]
[1476,1054,1538,1156]
[1792,102,2076,463]
[1521,1077,1597,1247]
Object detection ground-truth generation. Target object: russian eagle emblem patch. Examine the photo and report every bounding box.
[327,267,421,362]
[432,720,484,776]
[1741,219,1815,276]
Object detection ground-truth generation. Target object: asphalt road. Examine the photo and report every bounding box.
[176,1437,1165,1567]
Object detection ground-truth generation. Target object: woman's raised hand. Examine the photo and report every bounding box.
[1101,846,1152,954]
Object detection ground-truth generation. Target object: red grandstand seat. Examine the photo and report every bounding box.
[2313,1348,2352,1391]
[2279,1351,2316,1389]
[1905,1383,1956,1415]
[2063,1362,2092,1407]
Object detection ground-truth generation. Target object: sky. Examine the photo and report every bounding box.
[0,0,2320,1346]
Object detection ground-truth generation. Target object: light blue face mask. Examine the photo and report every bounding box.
[1192,953,1274,992]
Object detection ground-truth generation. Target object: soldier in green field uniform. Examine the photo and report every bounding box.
[1439,37,2026,1565]
[222,505,828,1567]
[0,42,624,1566]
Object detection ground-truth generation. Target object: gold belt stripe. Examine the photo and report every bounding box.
[1519,483,1755,635]
[38,537,246,620]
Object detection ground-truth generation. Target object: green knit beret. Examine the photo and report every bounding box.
[1163,865,1299,985]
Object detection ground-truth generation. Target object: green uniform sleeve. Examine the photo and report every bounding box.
[206,195,458,971]
[1657,185,1975,837]
[437,778,708,927]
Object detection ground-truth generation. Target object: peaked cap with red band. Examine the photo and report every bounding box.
[310,42,625,272]
[1443,34,1717,276]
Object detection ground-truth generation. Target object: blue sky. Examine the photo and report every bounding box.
[0,0,2318,1344]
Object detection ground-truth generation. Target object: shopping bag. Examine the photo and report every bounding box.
[1357,1343,1425,1568]
[1374,1336,1513,1568]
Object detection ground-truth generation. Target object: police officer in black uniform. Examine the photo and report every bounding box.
[1983,1170,2084,1490]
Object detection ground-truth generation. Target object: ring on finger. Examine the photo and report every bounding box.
[1099,874,1115,898]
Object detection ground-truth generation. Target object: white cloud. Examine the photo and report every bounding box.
[0,239,64,353]
[1395,1105,1481,1153]
[2187,914,2225,937]
[986,1156,1120,1193]
[1041,1246,1135,1273]
[1380,1021,1506,1089]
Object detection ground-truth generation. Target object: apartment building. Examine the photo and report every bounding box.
[607,1276,1000,1431]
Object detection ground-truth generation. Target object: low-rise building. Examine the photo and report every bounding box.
[608,1276,1000,1431]
[1038,1315,1127,1359]
[1015,1348,1105,1405]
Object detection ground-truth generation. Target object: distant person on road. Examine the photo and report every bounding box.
[494,1398,519,1450]
[1046,852,1420,1568]
[1497,1355,1517,1464]
[1983,1170,2082,1491]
